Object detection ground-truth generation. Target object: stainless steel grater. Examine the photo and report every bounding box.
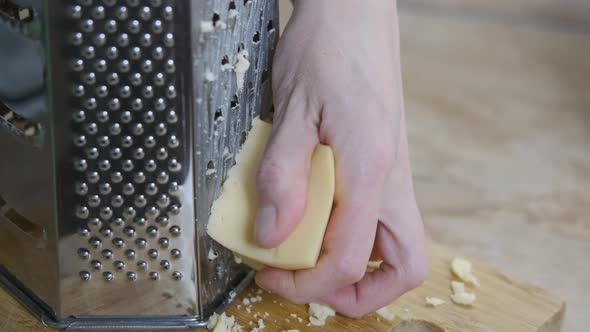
[0,0,277,329]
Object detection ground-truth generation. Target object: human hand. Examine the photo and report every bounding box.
[253,0,427,317]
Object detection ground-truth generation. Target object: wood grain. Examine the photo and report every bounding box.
[0,243,565,332]
[224,244,565,332]
[398,9,590,332]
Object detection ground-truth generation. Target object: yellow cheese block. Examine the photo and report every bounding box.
[207,117,335,270]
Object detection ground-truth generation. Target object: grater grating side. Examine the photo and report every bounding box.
[0,0,278,329]
[191,0,278,319]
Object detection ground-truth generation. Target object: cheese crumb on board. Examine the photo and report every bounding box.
[207,312,243,332]
[425,297,446,307]
[450,292,477,306]
[249,319,265,332]
[451,281,466,294]
[248,296,262,303]
[375,306,396,321]
[207,313,219,330]
[450,280,476,306]
[308,303,336,326]
[451,257,479,286]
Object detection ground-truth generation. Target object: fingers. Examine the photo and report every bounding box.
[320,219,427,318]
[254,97,319,248]
[320,157,428,318]
[255,126,388,303]
[255,193,379,303]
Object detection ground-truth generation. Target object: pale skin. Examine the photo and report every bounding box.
[253,0,428,318]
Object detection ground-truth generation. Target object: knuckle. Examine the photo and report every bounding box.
[276,279,311,305]
[403,257,428,290]
[334,260,366,284]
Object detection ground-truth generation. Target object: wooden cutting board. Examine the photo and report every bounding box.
[0,243,564,332]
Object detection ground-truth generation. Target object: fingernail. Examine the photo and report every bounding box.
[255,205,276,245]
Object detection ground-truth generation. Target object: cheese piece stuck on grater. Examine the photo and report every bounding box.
[207,117,335,270]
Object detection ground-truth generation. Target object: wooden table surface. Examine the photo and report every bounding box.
[397,4,590,332]
[0,244,565,332]
[1,0,589,331]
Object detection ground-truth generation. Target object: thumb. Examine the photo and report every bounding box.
[255,108,319,248]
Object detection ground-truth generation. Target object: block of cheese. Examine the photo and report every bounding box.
[207,117,335,270]
[234,253,266,271]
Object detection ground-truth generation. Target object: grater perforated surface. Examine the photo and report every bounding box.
[65,0,187,285]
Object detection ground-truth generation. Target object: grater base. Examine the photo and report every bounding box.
[0,265,254,330]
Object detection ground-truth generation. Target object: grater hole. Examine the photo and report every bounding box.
[212,12,220,27]
[221,55,229,66]
[239,132,247,147]
[206,161,216,177]
[230,94,239,109]
[237,42,246,53]
[214,109,223,121]
[267,20,275,32]
[229,0,236,10]
[252,31,260,44]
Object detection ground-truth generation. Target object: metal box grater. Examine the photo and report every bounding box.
[0,0,277,329]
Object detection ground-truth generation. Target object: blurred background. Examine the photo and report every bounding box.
[280,0,590,330]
